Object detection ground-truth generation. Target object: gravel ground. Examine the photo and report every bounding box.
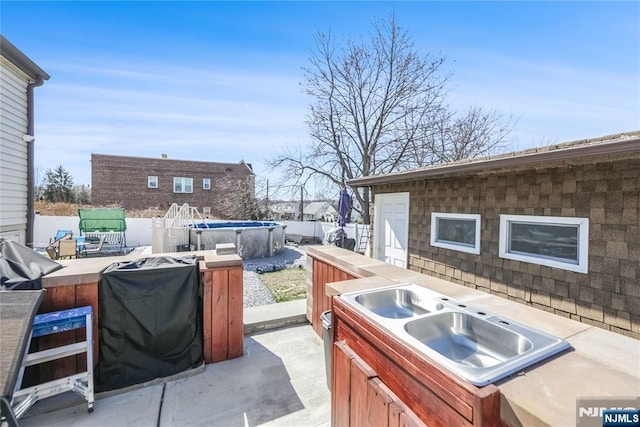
[243,246,306,273]
[243,246,307,308]
[88,245,307,308]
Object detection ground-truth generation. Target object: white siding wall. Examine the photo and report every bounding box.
[0,58,30,244]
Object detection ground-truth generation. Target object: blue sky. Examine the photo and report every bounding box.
[2,1,638,198]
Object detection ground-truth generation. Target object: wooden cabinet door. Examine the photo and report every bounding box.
[332,340,426,427]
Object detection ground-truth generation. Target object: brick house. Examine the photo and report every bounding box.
[91,153,255,219]
[348,131,640,337]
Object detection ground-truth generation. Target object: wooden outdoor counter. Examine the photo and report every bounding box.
[37,249,244,384]
[307,245,640,426]
[42,249,242,287]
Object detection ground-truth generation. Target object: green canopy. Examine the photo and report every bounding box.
[78,208,127,233]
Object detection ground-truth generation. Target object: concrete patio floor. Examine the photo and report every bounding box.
[19,323,331,427]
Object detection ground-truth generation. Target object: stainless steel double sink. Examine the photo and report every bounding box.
[341,283,571,386]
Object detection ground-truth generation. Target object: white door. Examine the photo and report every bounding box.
[374,193,409,268]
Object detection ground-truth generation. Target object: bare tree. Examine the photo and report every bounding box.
[74,184,92,205]
[34,165,46,200]
[217,175,258,220]
[411,106,515,166]
[253,177,270,219]
[268,15,514,224]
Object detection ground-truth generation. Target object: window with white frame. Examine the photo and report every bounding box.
[430,213,481,254]
[203,178,211,190]
[202,207,211,215]
[499,215,589,273]
[173,177,193,193]
[148,176,158,189]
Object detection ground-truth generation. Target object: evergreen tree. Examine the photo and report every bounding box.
[43,165,75,203]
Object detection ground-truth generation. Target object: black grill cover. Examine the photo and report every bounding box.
[96,256,203,391]
[0,238,62,290]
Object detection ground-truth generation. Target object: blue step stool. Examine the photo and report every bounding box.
[12,306,95,418]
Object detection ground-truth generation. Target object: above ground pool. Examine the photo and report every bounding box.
[189,221,286,260]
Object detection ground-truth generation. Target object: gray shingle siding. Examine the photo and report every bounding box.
[371,156,640,338]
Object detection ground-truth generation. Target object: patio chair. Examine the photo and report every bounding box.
[81,235,107,257]
[45,232,73,260]
[73,236,86,254]
[57,239,77,259]
[49,230,73,244]
[45,246,57,260]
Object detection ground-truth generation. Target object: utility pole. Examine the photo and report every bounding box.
[299,186,304,221]
[265,179,269,219]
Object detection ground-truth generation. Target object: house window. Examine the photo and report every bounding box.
[202,207,211,215]
[430,213,481,255]
[148,176,158,189]
[173,177,193,193]
[203,178,211,190]
[499,215,589,273]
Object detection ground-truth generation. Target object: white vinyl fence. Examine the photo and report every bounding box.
[34,216,370,252]
[280,220,370,252]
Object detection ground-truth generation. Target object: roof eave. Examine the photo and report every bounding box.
[348,135,640,187]
[0,36,50,82]
[239,160,256,176]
